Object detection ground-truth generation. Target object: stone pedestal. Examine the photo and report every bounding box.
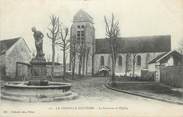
[30,56,47,80]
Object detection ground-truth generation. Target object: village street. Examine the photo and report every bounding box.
[1,77,183,117]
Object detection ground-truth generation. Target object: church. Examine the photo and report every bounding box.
[70,10,171,77]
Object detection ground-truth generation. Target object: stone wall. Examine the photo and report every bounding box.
[160,65,183,88]
[46,64,63,76]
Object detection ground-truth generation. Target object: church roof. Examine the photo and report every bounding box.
[95,35,171,54]
[0,37,20,55]
[73,9,93,23]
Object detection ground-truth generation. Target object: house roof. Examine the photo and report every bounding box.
[148,52,168,64]
[95,35,171,54]
[0,37,20,55]
[148,50,182,64]
[73,9,93,23]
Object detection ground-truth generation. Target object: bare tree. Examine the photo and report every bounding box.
[178,39,183,64]
[47,15,60,80]
[125,53,131,76]
[178,39,183,54]
[70,35,77,79]
[56,26,69,80]
[132,53,137,77]
[85,47,90,75]
[77,43,84,76]
[104,14,120,82]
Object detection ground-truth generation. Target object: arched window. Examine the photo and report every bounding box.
[118,56,122,66]
[137,55,141,66]
[100,56,104,66]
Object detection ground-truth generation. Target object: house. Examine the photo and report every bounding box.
[70,10,171,76]
[148,50,182,82]
[0,37,32,79]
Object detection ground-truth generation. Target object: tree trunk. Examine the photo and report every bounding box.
[125,53,129,76]
[51,41,55,80]
[111,52,116,82]
[78,55,82,76]
[92,52,94,76]
[132,54,136,77]
[82,53,85,76]
[72,55,75,79]
[63,46,66,80]
[85,50,89,75]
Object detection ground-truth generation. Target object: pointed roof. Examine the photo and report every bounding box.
[73,9,93,23]
[148,50,182,64]
[148,52,168,64]
[0,37,20,55]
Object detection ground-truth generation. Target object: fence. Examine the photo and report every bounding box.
[46,65,63,77]
[160,65,183,88]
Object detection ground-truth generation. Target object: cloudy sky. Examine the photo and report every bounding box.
[0,0,183,62]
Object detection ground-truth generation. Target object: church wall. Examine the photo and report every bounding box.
[94,54,110,73]
[115,54,127,75]
[94,52,164,76]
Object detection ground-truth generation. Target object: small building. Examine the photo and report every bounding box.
[0,37,32,79]
[148,50,182,82]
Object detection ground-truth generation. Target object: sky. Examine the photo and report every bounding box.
[0,0,183,63]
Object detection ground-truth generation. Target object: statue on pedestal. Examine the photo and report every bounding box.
[31,27,45,58]
[31,27,47,78]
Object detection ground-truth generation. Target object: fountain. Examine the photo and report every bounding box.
[1,27,77,102]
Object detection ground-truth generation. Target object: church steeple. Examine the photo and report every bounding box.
[73,9,93,23]
[70,9,95,75]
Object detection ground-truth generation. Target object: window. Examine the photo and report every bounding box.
[76,30,85,43]
[77,31,80,36]
[137,55,141,66]
[77,31,80,42]
[100,56,104,66]
[81,31,85,36]
[118,56,122,66]
[81,25,84,28]
[77,25,80,28]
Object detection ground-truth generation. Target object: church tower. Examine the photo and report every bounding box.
[70,10,95,75]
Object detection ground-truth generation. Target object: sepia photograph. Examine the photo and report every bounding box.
[0,0,183,117]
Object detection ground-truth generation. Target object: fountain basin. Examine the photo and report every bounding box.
[1,81,78,102]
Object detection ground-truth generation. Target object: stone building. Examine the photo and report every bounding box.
[70,10,95,75]
[70,10,171,76]
[0,37,32,79]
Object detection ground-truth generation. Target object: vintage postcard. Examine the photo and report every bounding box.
[0,0,183,117]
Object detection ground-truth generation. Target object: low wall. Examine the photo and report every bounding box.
[46,65,63,77]
[160,65,183,88]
